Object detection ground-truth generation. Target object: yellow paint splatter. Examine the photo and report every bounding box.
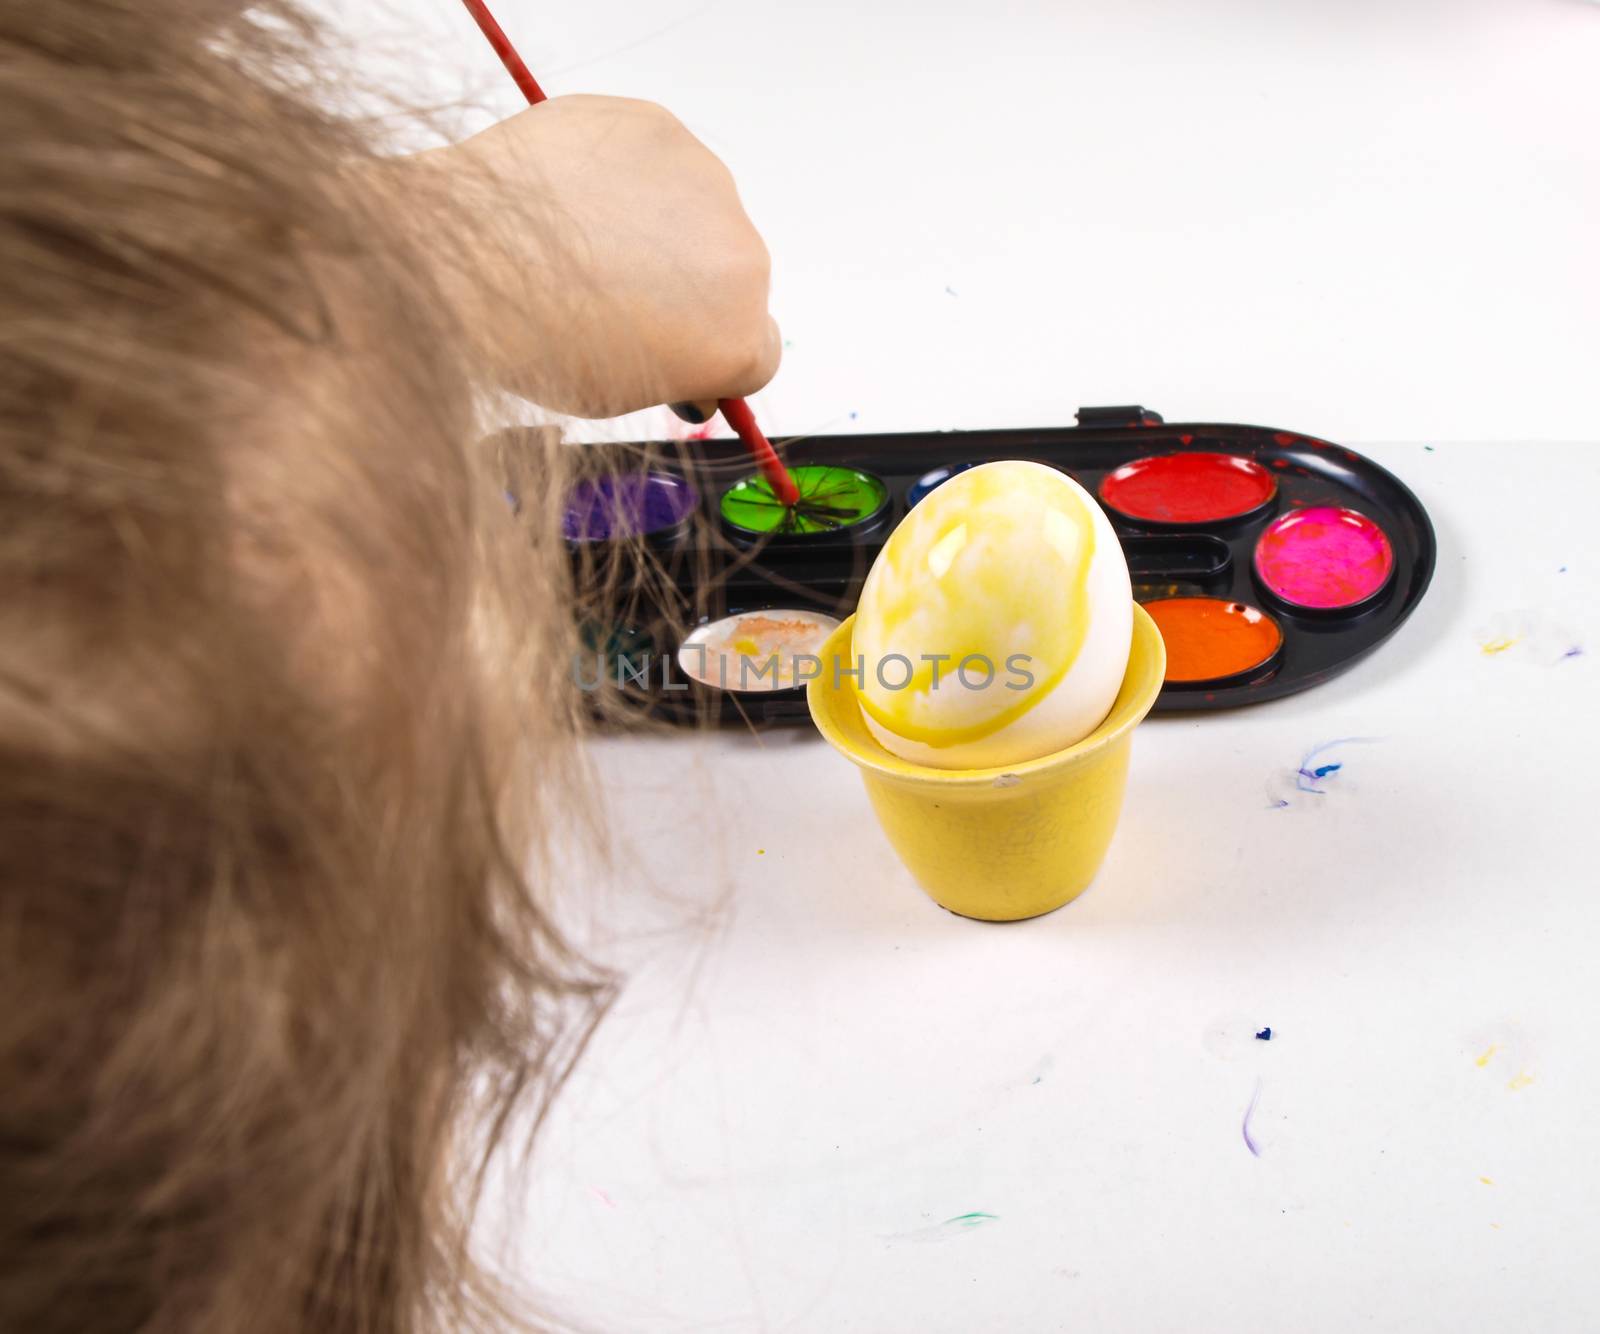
[1475,1044,1498,1067]
[1507,1072,1534,1091]
[1481,637,1520,656]
[1479,1177,1494,1185]
[756,849,765,856]
[1491,1223,1501,1230]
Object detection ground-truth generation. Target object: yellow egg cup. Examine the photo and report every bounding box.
[807,604,1166,922]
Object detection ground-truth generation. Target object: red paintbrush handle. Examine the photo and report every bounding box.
[718,397,799,507]
[460,0,547,104]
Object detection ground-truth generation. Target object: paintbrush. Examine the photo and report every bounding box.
[458,0,802,510]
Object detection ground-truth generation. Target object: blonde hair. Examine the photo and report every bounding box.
[0,1,613,1329]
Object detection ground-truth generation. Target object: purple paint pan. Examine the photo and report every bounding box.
[562,472,698,543]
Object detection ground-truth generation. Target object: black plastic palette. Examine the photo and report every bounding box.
[570,406,1436,725]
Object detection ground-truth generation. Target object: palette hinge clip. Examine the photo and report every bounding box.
[1075,405,1165,428]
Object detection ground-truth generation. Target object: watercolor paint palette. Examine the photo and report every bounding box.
[563,406,1435,725]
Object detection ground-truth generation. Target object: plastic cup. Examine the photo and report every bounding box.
[806,604,1165,921]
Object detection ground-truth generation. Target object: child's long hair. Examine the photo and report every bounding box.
[0,2,614,1329]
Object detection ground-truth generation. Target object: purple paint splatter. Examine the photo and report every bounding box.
[1242,1081,1263,1157]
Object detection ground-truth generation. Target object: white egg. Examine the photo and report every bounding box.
[851,460,1132,769]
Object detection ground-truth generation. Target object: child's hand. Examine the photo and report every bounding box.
[411,95,781,418]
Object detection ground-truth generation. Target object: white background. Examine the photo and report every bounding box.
[334,0,1600,445]
[318,2,1600,1330]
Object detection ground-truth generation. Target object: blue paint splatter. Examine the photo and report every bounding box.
[1294,738,1378,794]
[1298,761,1343,784]
[1295,757,1343,794]
[1564,646,1584,660]
[1255,1027,1272,1041]
[848,411,859,420]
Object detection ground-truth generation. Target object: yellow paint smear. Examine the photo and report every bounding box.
[1480,637,1520,656]
[1475,1044,1498,1067]
[852,463,1095,747]
[1479,1177,1494,1185]
[1507,1072,1534,1091]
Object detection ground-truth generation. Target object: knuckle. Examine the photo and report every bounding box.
[727,308,776,386]
[707,247,767,314]
[627,98,682,131]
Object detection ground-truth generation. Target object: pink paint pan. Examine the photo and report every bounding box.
[1253,506,1395,612]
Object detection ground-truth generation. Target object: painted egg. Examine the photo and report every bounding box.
[852,460,1132,769]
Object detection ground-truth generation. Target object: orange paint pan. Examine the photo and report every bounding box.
[1144,596,1284,686]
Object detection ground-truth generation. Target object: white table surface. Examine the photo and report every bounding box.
[475,443,1599,1334]
[310,2,1600,1327]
